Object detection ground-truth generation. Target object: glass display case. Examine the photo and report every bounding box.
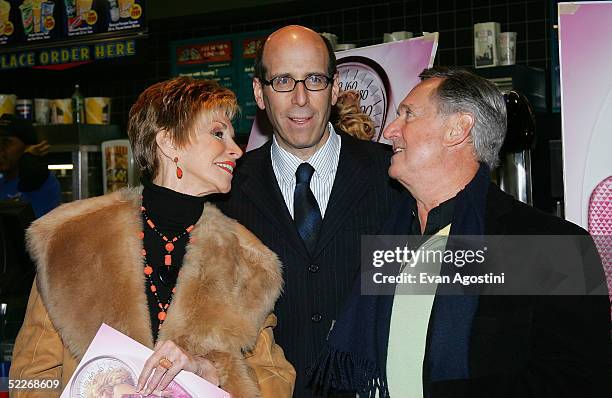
[34,124,125,202]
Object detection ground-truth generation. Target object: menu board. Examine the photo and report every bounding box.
[0,0,62,45]
[0,0,145,47]
[170,30,270,138]
[65,0,144,37]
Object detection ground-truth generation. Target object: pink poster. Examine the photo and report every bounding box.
[559,2,612,304]
[247,33,438,150]
[60,324,229,398]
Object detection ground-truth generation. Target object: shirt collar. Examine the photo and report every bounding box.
[308,123,340,179]
[411,195,456,236]
[271,122,340,185]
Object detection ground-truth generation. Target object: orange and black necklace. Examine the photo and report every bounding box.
[140,204,194,327]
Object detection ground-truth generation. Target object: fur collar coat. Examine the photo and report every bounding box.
[17,188,285,397]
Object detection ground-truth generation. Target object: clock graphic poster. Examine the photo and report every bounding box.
[60,324,230,398]
[337,56,390,142]
[247,33,438,149]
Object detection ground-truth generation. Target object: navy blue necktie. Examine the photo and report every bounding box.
[294,163,322,254]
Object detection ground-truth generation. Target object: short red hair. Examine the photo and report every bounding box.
[128,77,239,179]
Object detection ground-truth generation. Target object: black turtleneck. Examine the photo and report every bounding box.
[140,179,206,340]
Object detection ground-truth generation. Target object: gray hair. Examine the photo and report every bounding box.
[419,67,507,168]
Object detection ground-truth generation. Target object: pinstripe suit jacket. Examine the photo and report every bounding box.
[216,132,402,397]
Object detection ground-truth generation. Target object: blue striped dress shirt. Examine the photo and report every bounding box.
[270,122,342,219]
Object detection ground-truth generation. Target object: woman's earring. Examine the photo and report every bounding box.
[174,156,183,179]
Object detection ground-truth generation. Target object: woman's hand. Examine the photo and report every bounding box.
[24,140,50,157]
[137,340,219,396]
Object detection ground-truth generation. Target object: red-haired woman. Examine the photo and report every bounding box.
[10,77,295,398]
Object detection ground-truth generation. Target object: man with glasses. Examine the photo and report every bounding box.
[217,25,400,397]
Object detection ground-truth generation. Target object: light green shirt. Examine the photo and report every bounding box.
[386,225,451,398]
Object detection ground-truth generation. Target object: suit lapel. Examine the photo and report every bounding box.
[312,135,371,257]
[239,143,311,259]
[238,135,377,259]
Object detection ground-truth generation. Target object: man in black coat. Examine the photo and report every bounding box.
[309,67,611,397]
[217,25,401,397]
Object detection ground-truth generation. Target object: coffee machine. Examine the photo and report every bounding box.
[496,90,536,205]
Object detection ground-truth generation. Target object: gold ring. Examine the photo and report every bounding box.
[159,357,173,369]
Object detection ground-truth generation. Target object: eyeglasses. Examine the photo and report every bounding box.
[260,74,333,92]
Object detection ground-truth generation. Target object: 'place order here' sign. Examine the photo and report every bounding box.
[0,38,136,69]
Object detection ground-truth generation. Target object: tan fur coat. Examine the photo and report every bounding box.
[10,188,293,397]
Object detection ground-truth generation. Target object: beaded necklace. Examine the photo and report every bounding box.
[140,203,194,327]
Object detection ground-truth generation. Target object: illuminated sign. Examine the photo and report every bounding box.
[0,38,136,69]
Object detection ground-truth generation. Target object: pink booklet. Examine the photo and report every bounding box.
[60,323,230,398]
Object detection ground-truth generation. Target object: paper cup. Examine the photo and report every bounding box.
[498,32,517,66]
[118,0,134,18]
[34,98,51,124]
[76,0,92,17]
[51,99,73,124]
[335,43,356,51]
[320,32,338,50]
[19,2,33,35]
[0,94,16,116]
[390,31,413,41]
[41,2,55,33]
[85,97,111,124]
[474,22,501,68]
[0,1,11,34]
[32,5,41,33]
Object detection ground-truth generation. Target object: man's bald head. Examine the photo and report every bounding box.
[254,25,336,80]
